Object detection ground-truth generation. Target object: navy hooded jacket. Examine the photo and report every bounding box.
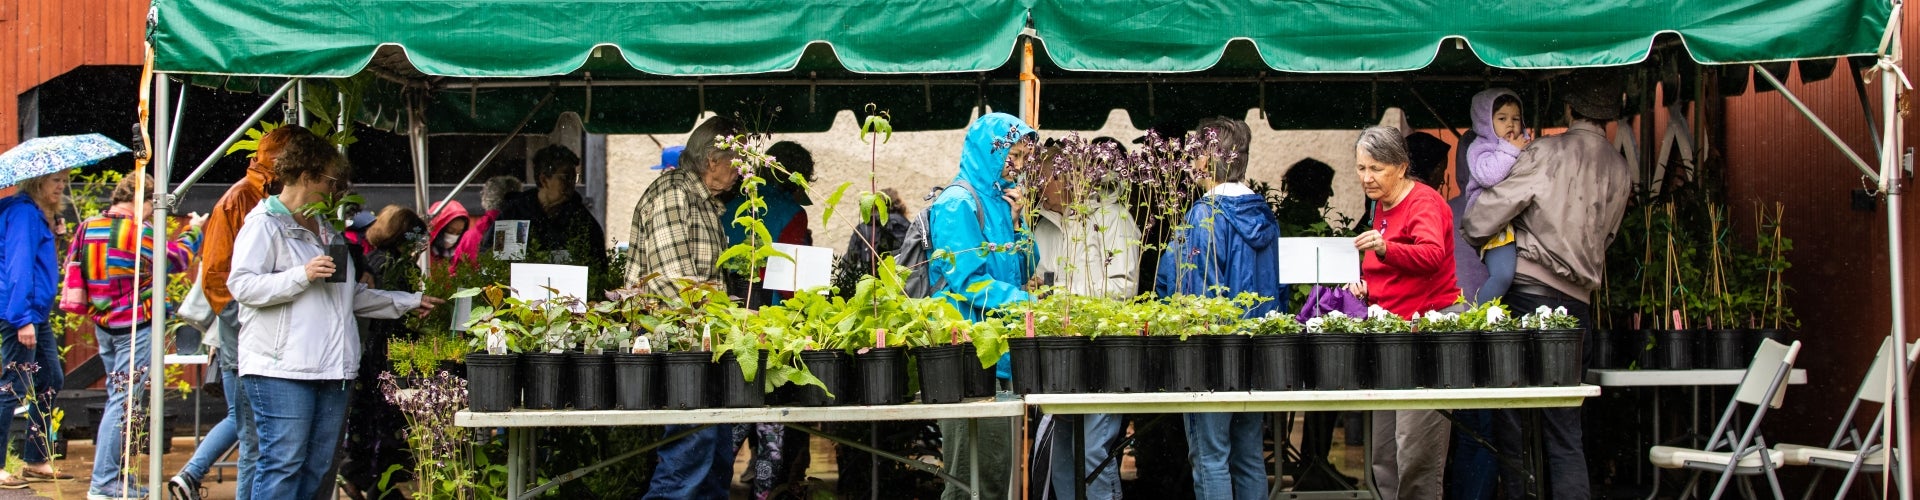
[1154,186,1286,318]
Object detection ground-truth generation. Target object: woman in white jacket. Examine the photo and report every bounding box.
[227,128,441,500]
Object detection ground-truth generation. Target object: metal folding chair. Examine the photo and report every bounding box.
[1775,337,1917,500]
[1648,338,1801,500]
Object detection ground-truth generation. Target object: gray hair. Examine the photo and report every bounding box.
[680,116,746,176]
[1195,116,1252,183]
[480,175,524,211]
[1355,126,1410,169]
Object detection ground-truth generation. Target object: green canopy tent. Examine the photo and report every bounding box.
[139,0,1906,498]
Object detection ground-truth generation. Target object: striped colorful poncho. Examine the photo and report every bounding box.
[60,211,202,332]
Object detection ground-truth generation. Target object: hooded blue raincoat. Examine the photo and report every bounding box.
[0,193,58,331]
[1154,187,1286,318]
[931,113,1035,378]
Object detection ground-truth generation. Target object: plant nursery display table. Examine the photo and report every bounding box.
[1025,386,1601,500]
[1586,369,1809,499]
[455,397,1026,500]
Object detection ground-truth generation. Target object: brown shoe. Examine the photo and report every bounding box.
[20,468,73,481]
[0,475,29,489]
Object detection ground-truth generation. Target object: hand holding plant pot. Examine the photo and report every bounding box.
[298,192,367,283]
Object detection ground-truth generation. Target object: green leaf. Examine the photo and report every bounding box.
[716,244,753,267]
[821,183,854,225]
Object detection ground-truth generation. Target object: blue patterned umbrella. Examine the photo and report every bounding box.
[0,134,131,189]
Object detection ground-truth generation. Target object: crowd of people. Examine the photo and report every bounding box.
[0,69,1628,500]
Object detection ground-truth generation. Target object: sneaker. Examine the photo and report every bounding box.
[168,474,203,500]
[87,486,149,500]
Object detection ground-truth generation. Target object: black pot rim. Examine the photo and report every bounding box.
[1092,335,1152,345]
[913,344,974,357]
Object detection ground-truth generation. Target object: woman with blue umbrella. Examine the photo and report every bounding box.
[0,168,75,489]
[0,133,131,490]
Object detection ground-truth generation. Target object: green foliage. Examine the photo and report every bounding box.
[1303,311,1363,334]
[1245,311,1303,335]
[299,192,368,233]
[1359,305,1412,333]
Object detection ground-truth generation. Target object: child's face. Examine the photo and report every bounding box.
[1493,102,1524,139]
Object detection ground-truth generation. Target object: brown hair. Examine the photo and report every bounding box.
[250,126,302,176]
[110,173,155,205]
[365,205,426,250]
[14,171,68,225]
[272,127,347,188]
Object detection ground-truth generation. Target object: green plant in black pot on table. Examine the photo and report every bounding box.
[1523,306,1584,386]
[459,285,534,412]
[1362,306,1418,389]
[1416,310,1475,389]
[297,192,367,283]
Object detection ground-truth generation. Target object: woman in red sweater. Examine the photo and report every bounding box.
[1350,125,1463,500]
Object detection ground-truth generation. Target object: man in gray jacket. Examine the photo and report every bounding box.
[1460,69,1630,500]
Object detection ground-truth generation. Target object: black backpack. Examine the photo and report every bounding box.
[896,181,986,298]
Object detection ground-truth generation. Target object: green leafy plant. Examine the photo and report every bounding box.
[1523,305,1581,331]
[1246,311,1303,335]
[1414,310,1470,333]
[1304,310,1363,334]
[299,192,368,233]
[1360,305,1412,333]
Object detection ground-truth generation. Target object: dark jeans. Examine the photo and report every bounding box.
[1495,290,1591,500]
[645,424,737,500]
[0,322,62,465]
[1444,409,1497,500]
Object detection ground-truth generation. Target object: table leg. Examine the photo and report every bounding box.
[970,419,981,500]
[1272,412,1285,498]
[507,427,527,500]
[1071,415,1086,500]
[1646,388,1662,500]
[1363,411,1378,498]
[870,423,879,500]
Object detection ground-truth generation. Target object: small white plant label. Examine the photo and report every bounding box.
[486,331,506,355]
[633,337,653,354]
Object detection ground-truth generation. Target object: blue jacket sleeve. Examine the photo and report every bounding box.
[929,196,1030,315]
[1,205,45,328]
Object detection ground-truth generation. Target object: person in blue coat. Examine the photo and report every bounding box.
[931,112,1035,500]
[0,170,74,489]
[1154,117,1282,500]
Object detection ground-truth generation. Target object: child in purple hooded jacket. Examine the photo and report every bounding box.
[1463,88,1530,303]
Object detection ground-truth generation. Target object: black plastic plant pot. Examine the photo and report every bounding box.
[1480,331,1531,388]
[1249,335,1303,391]
[1703,329,1747,369]
[519,352,571,410]
[660,351,713,410]
[1428,334,1476,389]
[1590,329,1619,370]
[1146,336,1178,391]
[1634,330,1659,369]
[1370,333,1419,390]
[569,351,614,410]
[465,353,518,412]
[1657,329,1695,370]
[324,243,352,283]
[1307,334,1362,390]
[1006,337,1042,395]
[965,344,997,398]
[1211,334,1252,391]
[858,348,908,405]
[913,344,973,404]
[612,352,661,410]
[1163,336,1212,392]
[1033,336,1090,394]
[1533,330,1585,387]
[715,351,768,408]
[794,350,853,406]
[1093,336,1150,393]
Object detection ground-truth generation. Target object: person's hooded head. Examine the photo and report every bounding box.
[956,112,1037,195]
[1470,88,1523,145]
[427,200,472,255]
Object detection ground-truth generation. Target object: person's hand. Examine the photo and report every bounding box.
[1004,187,1030,214]
[16,324,35,350]
[1353,230,1388,257]
[1344,282,1369,301]
[413,296,445,317]
[1505,130,1532,150]
[304,256,336,282]
[188,212,209,230]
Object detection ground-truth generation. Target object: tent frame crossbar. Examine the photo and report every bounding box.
[1753,64,1883,183]
[426,86,556,221]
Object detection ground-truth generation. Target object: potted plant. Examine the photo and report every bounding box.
[1207,293,1263,392]
[1526,305,1584,387]
[458,285,529,412]
[1417,308,1476,389]
[1080,296,1151,394]
[1246,311,1305,391]
[1479,303,1530,387]
[1363,306,1418,390]
[568,301,623,410]
[1304,310,1365,390]
[297,192,366,283]
[517,294,581,410]
[1751,202,1797,350]
[1017,290,1093,395]
[603,285,664,410]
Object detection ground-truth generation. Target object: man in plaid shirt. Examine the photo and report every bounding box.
[628,116,745,298]
[629,115,747,500]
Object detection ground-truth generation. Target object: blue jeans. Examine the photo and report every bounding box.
[90,326,152,495]
[244,376,349,500]
[645,425,737,500]
[178,366,242,485]
[1445,409,1498,500]
[0,322,63,466]
[1049,414,1123,500]
[1185,412,1266,500]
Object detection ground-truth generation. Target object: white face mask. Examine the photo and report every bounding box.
[436,232,462,250]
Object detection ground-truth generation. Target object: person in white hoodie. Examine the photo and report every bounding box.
[227,128,442,500]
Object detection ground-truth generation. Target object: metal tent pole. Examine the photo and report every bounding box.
[147,72,171,500]
[167,80,295,200]
[408,95,431,212]
[1880,35,1912,500]
[427,88,556,221]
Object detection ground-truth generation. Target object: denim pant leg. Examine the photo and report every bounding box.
[296,382,350,499]
[702,425,741,498]
[227,367,256,500]
[1444,409,1498,500]
[245,376,322,499]
[90,328,151,494]
[180,407,236,482]
[646,424,723,500]
[1226,413,1269,500]
[18,323,61,465]
[1184,413,1234,498]
[1049,413,1124,500]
